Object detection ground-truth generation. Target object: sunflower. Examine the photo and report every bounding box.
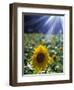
[31,45,53,73]
[60,47,63,51]
[52,54,57,61]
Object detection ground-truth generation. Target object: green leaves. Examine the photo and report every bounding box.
[24,66,34,74]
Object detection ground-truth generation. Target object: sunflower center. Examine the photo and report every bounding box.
[36,53,45,63]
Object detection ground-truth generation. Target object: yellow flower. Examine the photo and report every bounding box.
[60,47,63,51]
[52,54,60,61]
[31,45,53,73]
[52,54,57,60]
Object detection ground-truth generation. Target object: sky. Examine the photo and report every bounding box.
[24,14,64,34]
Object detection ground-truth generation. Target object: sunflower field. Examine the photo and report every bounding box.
[24,33,63,74]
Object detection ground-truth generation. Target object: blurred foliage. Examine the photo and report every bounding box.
[24,33,63,74]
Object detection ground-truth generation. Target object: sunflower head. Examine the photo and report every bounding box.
[31,45,53,73]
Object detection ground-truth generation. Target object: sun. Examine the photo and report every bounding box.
[31,45,53,73]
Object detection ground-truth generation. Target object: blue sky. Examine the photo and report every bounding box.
[24,14,64,34]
